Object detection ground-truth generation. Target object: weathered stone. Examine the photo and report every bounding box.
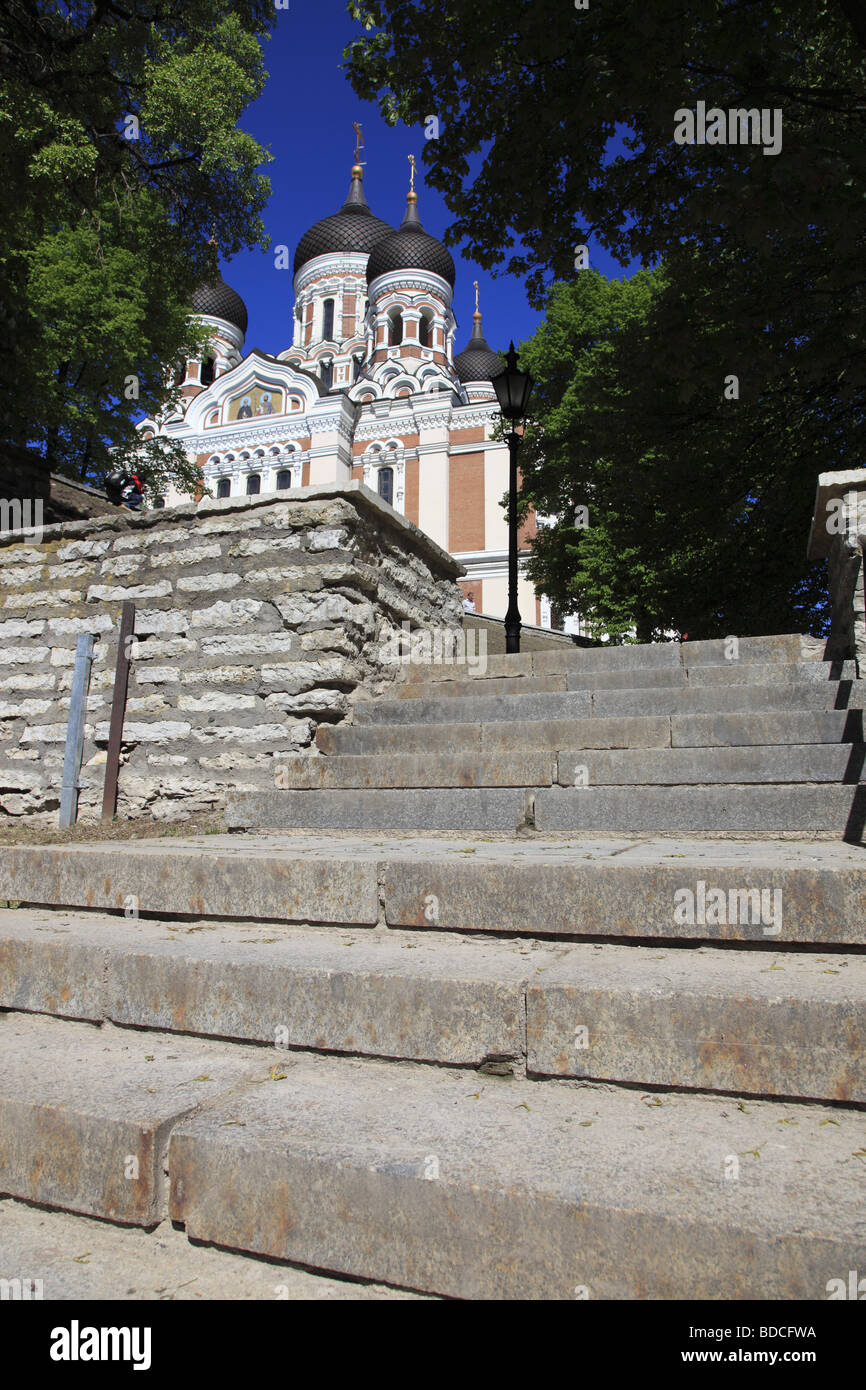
[168,1050,866,1299]
[526,941,866,1102]
[0,1013,273,1225]
[178,693,257,712]
[93,720,192,743]
[134,666,180,685]
[177,573,241,592]
[0,837,380,922]
[87,581,173,601]
[150,543,222,568]
[56,540,111,561]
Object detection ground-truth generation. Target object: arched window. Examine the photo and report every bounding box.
[200,356,215,386]
[217,478,231,499]
[418,313,432,348]
[320,360,333,389]
[322,298,335,340]
[276,469,292,490]
[353,355,363,382]
[377,467,394,507]
[246,474,261,495]
[389,309,403,346]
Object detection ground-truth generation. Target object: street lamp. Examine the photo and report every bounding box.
[492,341,534,654]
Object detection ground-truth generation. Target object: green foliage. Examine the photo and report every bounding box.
[345,1,865,637]
[0,0,275,490]
[517,269,830,640]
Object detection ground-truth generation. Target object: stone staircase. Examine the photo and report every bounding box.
[0,635,865,1299]
[227,634,866,837]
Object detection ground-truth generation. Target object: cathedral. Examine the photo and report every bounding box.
[140,153,559,628]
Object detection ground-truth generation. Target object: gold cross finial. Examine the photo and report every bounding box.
[474,280,480,313]
[408,153,416,192]
[352,122,364,163]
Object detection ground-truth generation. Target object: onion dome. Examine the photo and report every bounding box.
[293,165,393,275]
[454,305,501,383]
[366,187,455,288]
[190,274,248,336]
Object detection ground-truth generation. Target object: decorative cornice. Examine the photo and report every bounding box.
[368,271,452,301]
[294,253,369,296]
[179,420,313,452]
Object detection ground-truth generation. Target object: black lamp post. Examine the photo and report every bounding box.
[492,341,534,654]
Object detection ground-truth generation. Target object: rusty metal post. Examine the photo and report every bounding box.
[101,601,135,823]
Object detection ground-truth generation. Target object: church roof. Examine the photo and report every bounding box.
[454,313,501,383]
[294,167,393,276]
[366,191,455,288]
[190,274,248,336]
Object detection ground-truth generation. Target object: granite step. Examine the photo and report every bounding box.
[169,1049,866,1299]
[400,633,830,684]
[226,781,866,837]
[279,744,866,789]
[0,1197,424,1300]
[392,660,857,701]
[2,834,863,946]
[2,1014,862,1298]
[317,708,866,755]
[1,908,863,1103]
[355,681,862,726]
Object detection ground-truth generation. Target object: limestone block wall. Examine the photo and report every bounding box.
[807,472,866,666]
[0,483,464,822]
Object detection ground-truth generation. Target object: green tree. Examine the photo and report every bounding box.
[345,0,866,636]
[0,0,274,491]
[517,269,830,641]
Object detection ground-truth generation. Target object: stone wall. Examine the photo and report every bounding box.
[807,471,866,667]
[0,483,464,822]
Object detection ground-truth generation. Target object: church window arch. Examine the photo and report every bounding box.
[200,356,215,387]
[320,359,334,389]
[418,308,434,347]
[276,469,293,491]
[388,307,403,346]
[322,298,335,341]
[246,474,261,495]
[217,478,231,499]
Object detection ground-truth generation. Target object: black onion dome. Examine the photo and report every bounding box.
[366,192,455,287]
[294,168,393,275]
[190,274,248,336]
[454,313,501,383]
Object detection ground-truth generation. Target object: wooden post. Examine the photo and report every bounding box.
[59,632,94,830]
[101,601,135,823]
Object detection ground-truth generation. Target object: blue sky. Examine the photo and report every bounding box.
[221,1,637,358]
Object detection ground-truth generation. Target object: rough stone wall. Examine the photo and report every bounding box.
[824,493,866,666]
[0,483,464,822]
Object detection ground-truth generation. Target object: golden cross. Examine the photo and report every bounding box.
[352,122,364,162]
[474,280,479,313]
[408,153,416,192]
